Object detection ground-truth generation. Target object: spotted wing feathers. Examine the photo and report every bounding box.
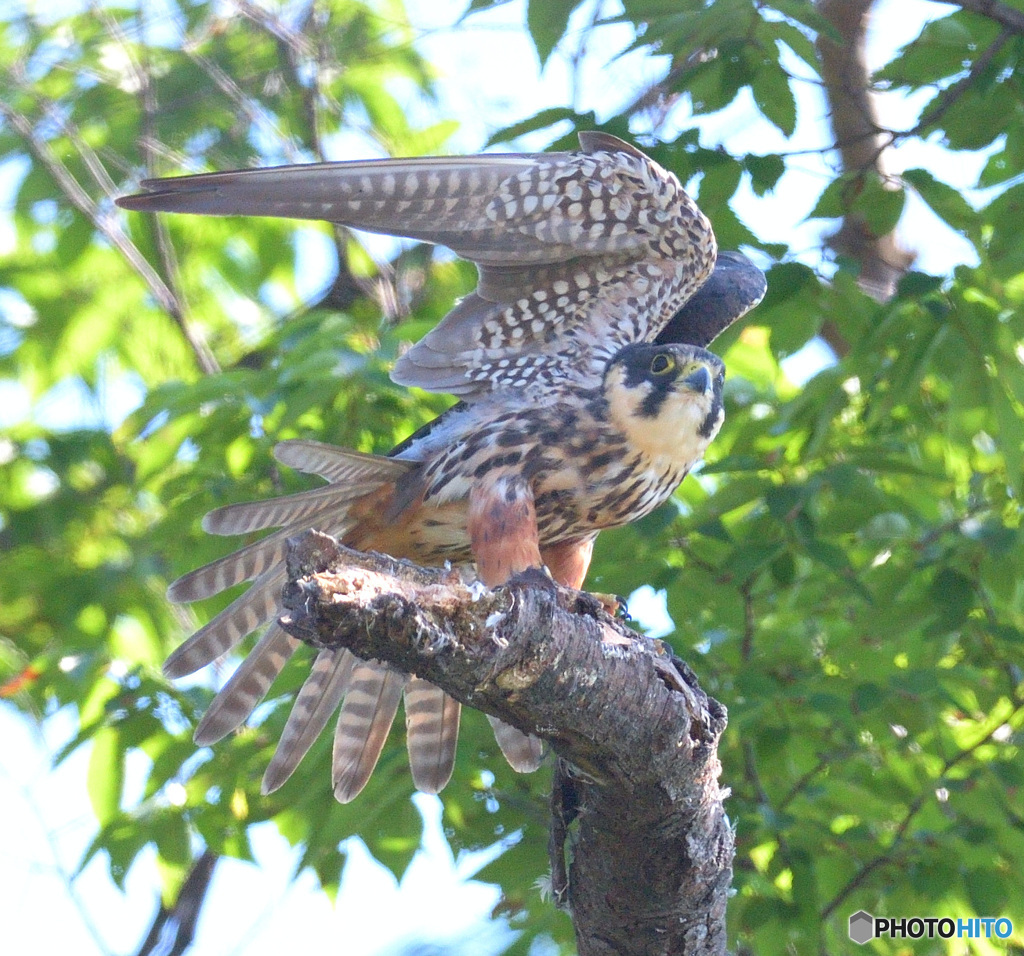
[119,132,717,397]
[393,133,717,396]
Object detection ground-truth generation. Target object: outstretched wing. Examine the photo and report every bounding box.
[117,132,717,397]
[655,250,767,348]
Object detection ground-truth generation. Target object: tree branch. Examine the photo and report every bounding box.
[278,531,734,956]
[0,88,219,374]
[133,849,218,956]
[815,0,915,304]
[230,0,365,311]
[952,0,1024,35]
[913,26,1013,134]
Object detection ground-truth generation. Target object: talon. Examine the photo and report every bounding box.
[614,594,632,622]
[588,591,631,620]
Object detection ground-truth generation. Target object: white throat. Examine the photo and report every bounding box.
[606,372,722,469]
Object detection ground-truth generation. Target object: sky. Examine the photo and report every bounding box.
[0,0,993,954]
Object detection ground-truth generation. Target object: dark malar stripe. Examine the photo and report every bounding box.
[638,381,672,418]
[699,406,723,438]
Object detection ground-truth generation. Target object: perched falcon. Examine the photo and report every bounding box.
[118,132,765,802]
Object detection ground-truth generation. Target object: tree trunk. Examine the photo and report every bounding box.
[279,531,734,956]
[816,0,915,306]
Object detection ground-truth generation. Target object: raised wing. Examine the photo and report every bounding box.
[117,132,717,397]
[655,250,767,349]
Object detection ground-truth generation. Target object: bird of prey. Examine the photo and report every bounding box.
[118,131,765,802]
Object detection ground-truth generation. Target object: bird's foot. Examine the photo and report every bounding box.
[572,590,631,621]
[589,591,631,620]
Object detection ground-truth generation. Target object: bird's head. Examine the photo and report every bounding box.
[603,343,725,464]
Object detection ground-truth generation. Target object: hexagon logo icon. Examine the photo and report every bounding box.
[849,910,874,945]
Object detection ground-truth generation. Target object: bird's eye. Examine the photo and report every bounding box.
[650,353,675,375]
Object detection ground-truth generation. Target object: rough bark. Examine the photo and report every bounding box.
[815,0,915,309]
[279,531,734,956]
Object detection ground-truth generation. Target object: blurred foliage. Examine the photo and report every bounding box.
[1,1,1023,954]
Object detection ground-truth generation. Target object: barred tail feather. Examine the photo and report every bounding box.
[404,679,461,795]
[167,526,299,603]
[202,484,357,536]
[194,624,299,746]
[488,716,544,773]
[273,440,414,484]
[262,648,357,794]
[332,664,407,804]
[163,567,285,678]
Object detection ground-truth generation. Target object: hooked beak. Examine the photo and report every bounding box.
[682,365,713,396]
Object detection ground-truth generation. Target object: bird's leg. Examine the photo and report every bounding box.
[468,475,546,772]
[540,536,594,591]
[467,475,544,588]
[540,537,630,619]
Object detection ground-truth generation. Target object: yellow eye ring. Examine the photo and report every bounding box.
[650,353,675,375]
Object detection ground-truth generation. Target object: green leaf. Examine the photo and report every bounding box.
[86,726,124,826]
[966,868,1009,913]
[930,567,975,627]
[852,682,884,712]
[744,153,786,196]
[808,176,846,220]
[902,168,978,239]
[526,0,580,65]
[859,177,906,236]
[770,552,795,588]
[990,379,1024,496]
[985,181,1024,274]
[487,107,591,147]
[809,172,905,236]
[750,59,797,137]
[723,540,785,581]
[896,271,943,299]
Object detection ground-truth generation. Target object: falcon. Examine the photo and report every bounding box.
[118,132,765,802]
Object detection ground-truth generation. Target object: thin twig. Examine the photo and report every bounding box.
[953,0,1024,34]
[0,98,220,373]
[740,577,756,662]
[96,3,221,377]
[912,27,1013,134]
[776,748,854,812]
[821,701,1024,919]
